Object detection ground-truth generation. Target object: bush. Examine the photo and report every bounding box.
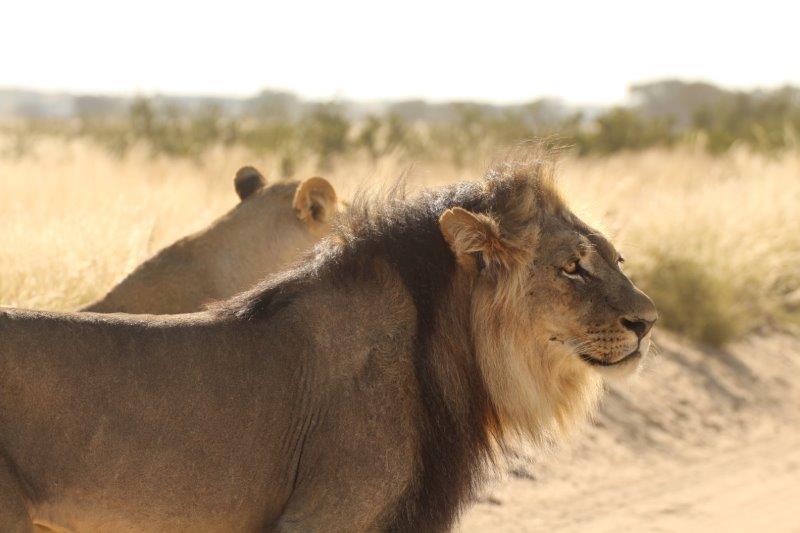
[633,252,747,346]
[575,108,676,154]
[301,104,350,171]
[7,81,800,165]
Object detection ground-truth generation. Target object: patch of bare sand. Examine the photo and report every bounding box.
[459,332,800,532]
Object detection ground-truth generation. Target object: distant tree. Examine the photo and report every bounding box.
[129,97,156,138]
[388,99,434,122]
[692,86,800,152]
[383,113,408,153]
[631,79,733,127]
[357,115,382,161]
[74,96,126,119]
[245,90,302,122]
[582,107,675,153]
[302,103,351,170]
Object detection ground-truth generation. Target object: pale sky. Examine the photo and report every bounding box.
[2,0,798,105]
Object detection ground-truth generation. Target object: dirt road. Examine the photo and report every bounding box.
[459,331,800,532]
[461,428,800,532]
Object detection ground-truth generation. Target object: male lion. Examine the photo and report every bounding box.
[83,166,339,314]
[0,158,656,532]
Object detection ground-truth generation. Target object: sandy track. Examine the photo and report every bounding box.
[461,429,800,532]
[459,331,800,532]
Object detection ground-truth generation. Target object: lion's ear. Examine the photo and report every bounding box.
[234,166,266,201]
[439,207,517,271]
[293,177,338,226]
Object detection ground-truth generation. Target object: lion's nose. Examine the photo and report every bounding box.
[620,316,655,340]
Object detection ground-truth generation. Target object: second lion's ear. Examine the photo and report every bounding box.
[293,177,338,227]
[439,207,520,272]
[234,166,266,201]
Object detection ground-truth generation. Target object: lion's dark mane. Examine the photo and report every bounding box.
[217,160,556,530]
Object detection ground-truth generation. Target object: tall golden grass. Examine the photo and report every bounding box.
[1,136,798,344]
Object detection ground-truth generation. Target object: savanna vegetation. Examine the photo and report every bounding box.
[4,80,800,167]
[1,79,799,346]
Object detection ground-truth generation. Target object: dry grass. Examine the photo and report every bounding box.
[561,149,800,343]
[1,137,798,344]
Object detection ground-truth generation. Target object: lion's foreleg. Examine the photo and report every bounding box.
[0,456,33,533]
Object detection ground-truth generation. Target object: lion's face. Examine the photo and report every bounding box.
[525,215,657,377]
[438,169,657,439]
[440,202,656,382]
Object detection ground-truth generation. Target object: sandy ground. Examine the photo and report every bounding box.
[459,331,800,532]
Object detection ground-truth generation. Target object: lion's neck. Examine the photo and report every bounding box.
[383,273,498,531]
[475,316,604,446]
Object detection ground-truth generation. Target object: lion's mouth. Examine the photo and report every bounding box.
[579,349,641,367]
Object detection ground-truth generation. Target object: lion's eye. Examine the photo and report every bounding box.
[617,255,625,266]
[562,259,579,275]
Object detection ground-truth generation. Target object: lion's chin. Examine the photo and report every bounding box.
[580,338,651,379]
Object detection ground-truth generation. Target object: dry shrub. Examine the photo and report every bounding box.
[559,147,800,345]
[1,138,797,346]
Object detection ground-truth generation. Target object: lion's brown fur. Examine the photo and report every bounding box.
[219,156,615,529]
[1,154,654,531]
[84,169,339,314]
